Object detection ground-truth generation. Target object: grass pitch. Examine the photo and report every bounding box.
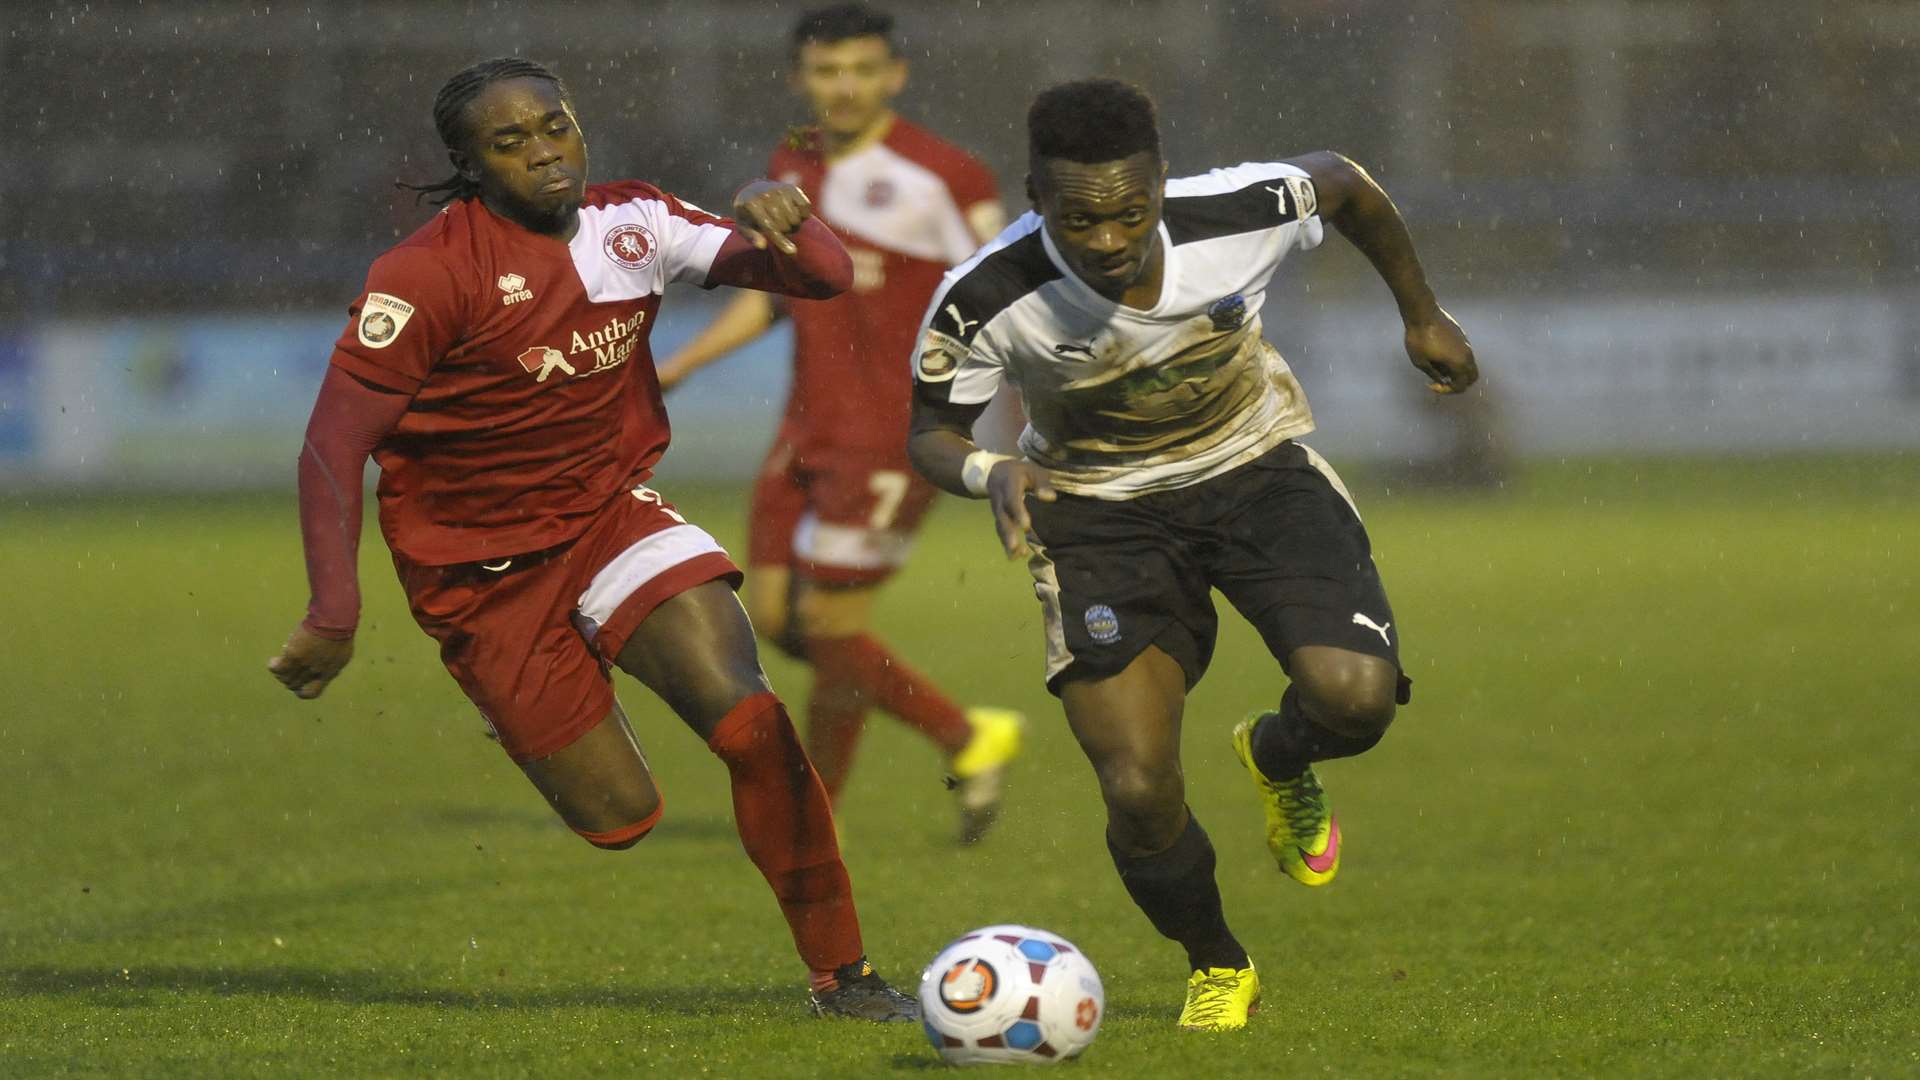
[2,456,1916,1077]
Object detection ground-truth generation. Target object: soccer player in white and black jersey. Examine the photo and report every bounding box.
[907,79,1478,1030]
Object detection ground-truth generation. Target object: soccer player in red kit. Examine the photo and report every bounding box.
[657,4,1022,843]
[265,57,918,1022]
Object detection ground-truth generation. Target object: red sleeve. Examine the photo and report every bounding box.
[297,366,412,639]
[328,245,467,393]
[704,217,852,299]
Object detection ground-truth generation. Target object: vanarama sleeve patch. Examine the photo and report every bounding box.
[356,292,416,349]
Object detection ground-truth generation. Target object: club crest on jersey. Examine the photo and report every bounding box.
[864,178,895,208]
[516,345,577,383]
[497,272,534,306]
[1208,293,1246,332]
[916,329,965,382]
[1084,604,1122,645]
[356,292,414,349]
[604,223,657,271]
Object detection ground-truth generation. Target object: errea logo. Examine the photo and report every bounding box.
[498,272,534,306]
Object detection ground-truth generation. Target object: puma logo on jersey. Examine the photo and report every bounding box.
[1351,612,1392,646]
[1052,341,1097,359]
[516,346,577,383]
[497,272,533,306]
[944,304,979,337]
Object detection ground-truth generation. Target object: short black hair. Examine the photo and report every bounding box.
[791,3,896,58]
[1027,78,1160,165]
[399,57,572,205]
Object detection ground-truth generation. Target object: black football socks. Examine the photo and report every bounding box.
[1109,812,1249,972]
[1252,684,1384,780]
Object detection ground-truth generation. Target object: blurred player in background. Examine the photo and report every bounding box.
[267,57,919,1022]
[656,3,1022,844]
[908,79,1478,1030]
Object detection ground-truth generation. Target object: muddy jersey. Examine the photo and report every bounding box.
[912,162,1324,499]
[329,182,733,564]
[770,119,998,457]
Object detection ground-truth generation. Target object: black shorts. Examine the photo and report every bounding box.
[1025,440,1408,699]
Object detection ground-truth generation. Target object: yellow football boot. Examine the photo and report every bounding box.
[1232,714,1341,886]
[1177,962,1261,1031]
[947,707,1024,845]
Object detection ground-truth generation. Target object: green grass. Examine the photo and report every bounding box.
[2,454,1917,1077]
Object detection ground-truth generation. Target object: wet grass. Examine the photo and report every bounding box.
[2,454,1916,1076]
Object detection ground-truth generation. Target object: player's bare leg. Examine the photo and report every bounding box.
[519,700,662,849]
[615,580,774,738]
[743,564,804,658]
[1062,646,1190,857]
[1234,644,1399,886]
[791,578,879,637]
[614,580,917,1022]
[1061,645,1255,1028]
[794,578,1022,842]
[1284,645,1399,741]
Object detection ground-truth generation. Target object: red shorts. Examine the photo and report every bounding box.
[746,436,939,586]
[394,484,742,762]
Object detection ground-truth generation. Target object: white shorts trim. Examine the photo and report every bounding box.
[575,523,727,631]
[1026,538,1075,686]
[1298,442,1361,520]
[792,512,913,571]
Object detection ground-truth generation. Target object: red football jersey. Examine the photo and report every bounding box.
[769,118,998,459]
[329,181,733,565]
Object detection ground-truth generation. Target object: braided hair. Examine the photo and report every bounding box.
[398,57,572,205]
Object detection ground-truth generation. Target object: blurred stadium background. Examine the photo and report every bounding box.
[3,0,1914,487]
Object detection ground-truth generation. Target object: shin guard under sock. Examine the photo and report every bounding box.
[1108,812,1248,972]
[707,692,863,975]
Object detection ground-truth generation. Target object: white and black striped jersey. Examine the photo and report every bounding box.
[912,161,1325,499]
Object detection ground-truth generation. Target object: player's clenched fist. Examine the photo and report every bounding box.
[1404,307,1478,394]
[987,460,1058,560]
[268,625,354,700]
[733,179,814,255]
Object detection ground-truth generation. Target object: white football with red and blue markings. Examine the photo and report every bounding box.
[918,925,1104,1065]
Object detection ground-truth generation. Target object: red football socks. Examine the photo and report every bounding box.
[806,634,971,758]
[802,683,865,804]
[706,692,863,976]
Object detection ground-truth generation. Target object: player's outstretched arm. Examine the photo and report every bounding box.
[1288,151,1479,394]
[655,290,778,392]
[268,366,409,700]
[703,180,853,300]
[908,397,1055,559]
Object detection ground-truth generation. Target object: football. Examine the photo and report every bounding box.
[918,925,1104,1065]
